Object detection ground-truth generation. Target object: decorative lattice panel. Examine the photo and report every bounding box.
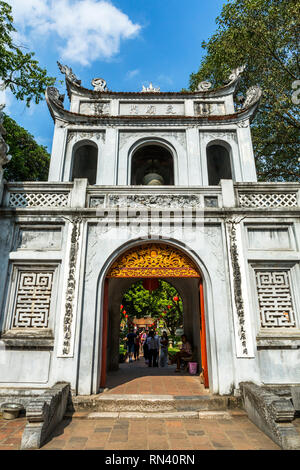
[255,270,296,328]
[239,193,297,208]
[9,192,69,208]
[13,271,54,328]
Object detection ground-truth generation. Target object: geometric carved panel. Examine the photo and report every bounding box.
[255,270,296,328]
[13,271,54,328]
[239,193,298,208]
[9,192,69,208]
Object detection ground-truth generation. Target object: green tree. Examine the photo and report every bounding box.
[3,113,50,181]
[122,280,183,338]
[0,1,55,106]
[189,0,300,182]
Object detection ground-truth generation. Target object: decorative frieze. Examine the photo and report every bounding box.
[194,102,225,116]
[255,269,296,328]
[67,130,105,144]
[13,270,54,328]
[201,131,237,142]
[79,101,110,116]
[108,194,201,209]
[89,194,202,209]
[107,243,200,278]
[118,130,186,151]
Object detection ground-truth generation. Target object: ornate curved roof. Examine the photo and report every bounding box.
[46,62,262,125]
[45,84,262,126]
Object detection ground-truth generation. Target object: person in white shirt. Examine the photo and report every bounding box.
[146,330,159,367]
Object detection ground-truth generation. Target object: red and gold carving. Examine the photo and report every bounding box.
[107,244,200,278]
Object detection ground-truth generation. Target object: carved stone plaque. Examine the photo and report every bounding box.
[119,102,184,116]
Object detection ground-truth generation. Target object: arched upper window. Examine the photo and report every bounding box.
[71,142,98,185]
[206,144,232,185]
[131,144,174,185]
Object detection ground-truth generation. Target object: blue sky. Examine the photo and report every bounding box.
[4,0,226,152]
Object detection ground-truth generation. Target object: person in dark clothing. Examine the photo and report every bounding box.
[146,330,159,367]
[143,330,149,364]
[134,331,140,360]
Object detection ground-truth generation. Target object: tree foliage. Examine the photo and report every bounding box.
[3,113,50,181]
[0,1,55,106]
[122,280,183,337]
[189,0,300,182]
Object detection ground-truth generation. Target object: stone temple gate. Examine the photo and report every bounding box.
[101,242,208,389]
[0,63,299,401]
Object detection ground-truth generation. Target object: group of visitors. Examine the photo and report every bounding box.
[125,328,192,372]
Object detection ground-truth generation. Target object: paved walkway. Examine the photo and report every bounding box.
[1,409,299,450]
[40,413,281,450]
[0,415,26,450]
[105,358,209,395]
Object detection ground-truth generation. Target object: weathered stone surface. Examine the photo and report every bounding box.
[240,382,300,450]
[291,387,300,411]
[71,393,235,413]
[21,382,70,450]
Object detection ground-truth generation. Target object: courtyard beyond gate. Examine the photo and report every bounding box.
[104,360,209,396]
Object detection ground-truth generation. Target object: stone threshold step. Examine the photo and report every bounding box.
[71,394,242,413]
[65,410,237,420]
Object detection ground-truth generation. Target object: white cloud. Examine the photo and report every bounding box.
[126,69,140,80]
[7,0,141,66]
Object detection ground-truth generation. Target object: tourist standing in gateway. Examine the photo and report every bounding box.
[159,331,169,367]
[126,329,137,363]
[146,331,159,367]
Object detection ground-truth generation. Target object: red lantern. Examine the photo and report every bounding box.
[123,310,126,315]
[120,304,124,310]
[173,296,179,302]
[143,278,159,292]
[167,305,171,309]
[125,314,128,318]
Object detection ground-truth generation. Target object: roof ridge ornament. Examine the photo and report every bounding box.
[57,62,81,86]
[142,83,160,93]
[47,87,65,109]
[227,65,246,84]
[92,78,108,92]
[196,81,212,92]
[242,85,262,109]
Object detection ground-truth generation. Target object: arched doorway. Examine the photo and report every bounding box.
[131,144,174,185]
[207,143,232,185]
[71,140,98,184]
[100,243,209,389]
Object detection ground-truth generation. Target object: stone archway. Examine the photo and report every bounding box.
[100,243,209,389]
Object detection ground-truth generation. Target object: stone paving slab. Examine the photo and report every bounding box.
[66,410,232,420]
[38,413,283,450]
[0,416,27,450]
[0,410,299,450]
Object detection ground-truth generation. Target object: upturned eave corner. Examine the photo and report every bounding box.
[45,86,67,124]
